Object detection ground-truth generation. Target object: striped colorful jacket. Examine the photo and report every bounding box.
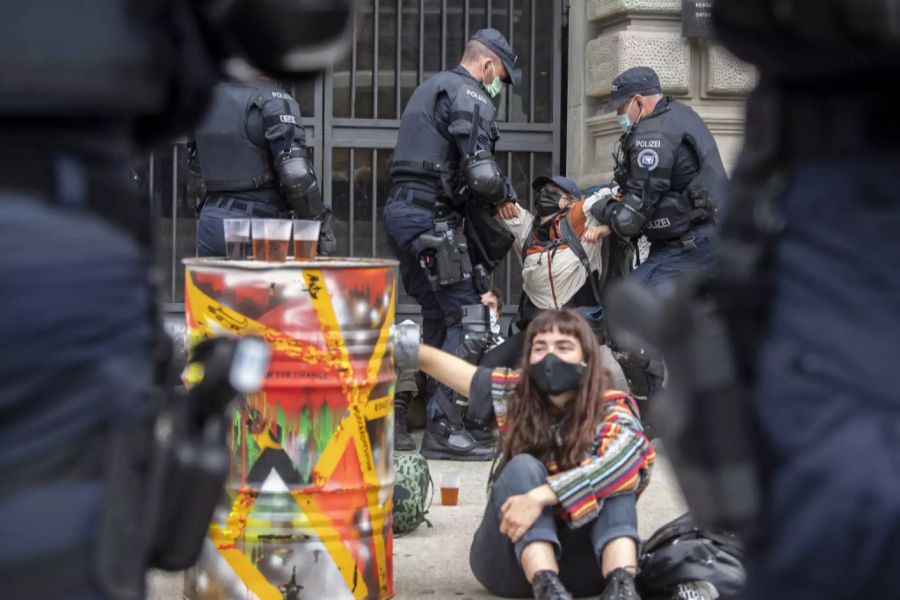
[489,367,656,529]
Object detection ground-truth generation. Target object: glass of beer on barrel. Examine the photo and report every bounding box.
[293,219,321,260]
[251,219,291,262]
[223,218,251,260]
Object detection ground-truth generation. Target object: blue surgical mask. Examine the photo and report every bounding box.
[616,99,636,133]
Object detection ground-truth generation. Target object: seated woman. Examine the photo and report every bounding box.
[417,309,655,600]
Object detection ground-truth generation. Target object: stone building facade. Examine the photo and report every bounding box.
[566,0,757,189]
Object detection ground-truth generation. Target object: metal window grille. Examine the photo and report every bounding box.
[140,0,563,319]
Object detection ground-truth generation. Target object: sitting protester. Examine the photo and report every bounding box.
[415,309,655,599]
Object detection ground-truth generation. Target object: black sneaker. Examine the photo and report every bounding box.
[599,568,640,600]
[420,417,495,461]
[532,570,573,600]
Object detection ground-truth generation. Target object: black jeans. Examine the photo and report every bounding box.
[469,454,639,598]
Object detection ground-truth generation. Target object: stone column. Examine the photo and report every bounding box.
[567,0,756,189]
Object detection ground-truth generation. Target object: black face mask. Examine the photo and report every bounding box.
[530,353,585,396]
[536,189,562,217]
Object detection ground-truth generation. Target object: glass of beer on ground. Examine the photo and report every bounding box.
[439,471,461,506]
[293,219,321,260]
[252,219,291,262]
[223,218,251,260]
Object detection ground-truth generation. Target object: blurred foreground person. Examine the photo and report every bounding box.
[606,4,900,600]
[0,2,351,598]
[709,3,900,598]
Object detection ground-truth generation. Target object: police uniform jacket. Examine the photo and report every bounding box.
[617,97,727,242]
[390,65,500,203]
[192,82,309,210]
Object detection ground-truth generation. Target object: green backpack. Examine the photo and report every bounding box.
[392,453,434,535]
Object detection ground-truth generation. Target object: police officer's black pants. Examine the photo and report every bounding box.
[383,197,480,420]
[196,196,283,257]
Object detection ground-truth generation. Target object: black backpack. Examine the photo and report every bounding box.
[637,513,745,600]
[558,219,664,403]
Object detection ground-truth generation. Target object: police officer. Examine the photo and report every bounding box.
[0,1,351,597]
[193,80,336,257]
[590,67,728,288]
[384,29,520,460]
[703,3,900,599]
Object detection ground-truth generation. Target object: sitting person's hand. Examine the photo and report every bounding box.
[583,224,611,244]
[497,201,519,220]
[500,492,545,543]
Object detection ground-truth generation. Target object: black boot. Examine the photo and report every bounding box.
[420,417,495,461]
[598,568,640,600]
[394,391,417,452]
[531,570,572,600]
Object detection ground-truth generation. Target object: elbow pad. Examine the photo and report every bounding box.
[463,150,506,204]
[591,193,648,238]
[276,151,324,217]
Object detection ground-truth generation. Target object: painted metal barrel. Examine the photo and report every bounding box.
[183,257,398,600]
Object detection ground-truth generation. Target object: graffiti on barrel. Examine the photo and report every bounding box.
[183,258,398,600]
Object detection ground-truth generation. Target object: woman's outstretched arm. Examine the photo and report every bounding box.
[418,344,478,398]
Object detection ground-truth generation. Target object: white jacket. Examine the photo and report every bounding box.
[497,190,611,310]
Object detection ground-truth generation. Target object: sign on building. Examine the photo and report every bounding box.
[682,0,713,37]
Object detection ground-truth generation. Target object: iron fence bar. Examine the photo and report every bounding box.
[441,0,447,70]
[351,7,358,118]
[552,2,561,173]
[528,151,534,211]
[349,148,356,257]
[418,0,425,84]
[171,145,178,302]
[487,0,492,27]
[372,149,379,257]
[506,0,513,121]
[374,0,380,118]
[396,0,402,118]
[529,0,535,123]
[464,0,470,41]
[324,67,335,204]
[314,73,325,178]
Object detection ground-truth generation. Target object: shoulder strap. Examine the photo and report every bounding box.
[559,216,601,305]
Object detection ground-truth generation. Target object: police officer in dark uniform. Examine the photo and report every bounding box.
[384,29,520,460]
[702,3,900,598]
[0,1,351,597]
[193,80,336,257]
[590,67,728,288]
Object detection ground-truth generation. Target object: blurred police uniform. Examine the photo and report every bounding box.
[193,81,335,257]
[0,0,351,597]
[384,28,520,460]
[590,67,728,288]
[709,2,900,599]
